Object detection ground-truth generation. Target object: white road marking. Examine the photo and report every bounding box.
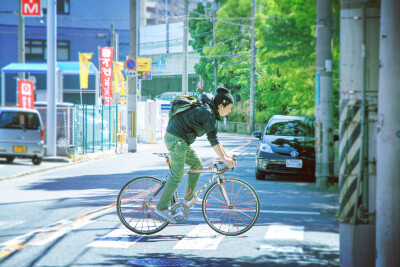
[173,224,224,250]
[87,229,142,248]
[1,219,93,247]
[260,225,304,253]
[0,221,24,230]
[191,207,320,215]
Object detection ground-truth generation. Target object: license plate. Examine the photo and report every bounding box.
[286,159,302,168]
[13,146,26,153]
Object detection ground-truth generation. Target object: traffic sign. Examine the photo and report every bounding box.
[22,0,42,17]
[125,58,137,70]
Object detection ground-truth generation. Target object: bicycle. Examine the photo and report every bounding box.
[116,153,260,236]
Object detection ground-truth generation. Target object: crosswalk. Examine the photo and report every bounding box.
[0,215,339,260]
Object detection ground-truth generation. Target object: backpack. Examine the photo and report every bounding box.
[169,95,201,120]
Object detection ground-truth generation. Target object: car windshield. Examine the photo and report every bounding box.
[0,111,40,130]
[266,119,314,136]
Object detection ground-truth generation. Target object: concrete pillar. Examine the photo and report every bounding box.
[339,0,380,266]
[376,1,400,266]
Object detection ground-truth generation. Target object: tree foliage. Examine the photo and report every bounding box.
[188,0,340,124]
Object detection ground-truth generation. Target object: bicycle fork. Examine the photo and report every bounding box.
[217,177,231,206]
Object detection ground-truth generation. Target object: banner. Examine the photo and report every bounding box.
[18,79,34,109]
[113,62,126,96]
[79,53,93,89]
[137,58,152,80]
[100,47,114,106]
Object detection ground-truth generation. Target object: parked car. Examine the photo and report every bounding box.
[155,91,181,102]
[252,115,315,180]
[0,108,44,165]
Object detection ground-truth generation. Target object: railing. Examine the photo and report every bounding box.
[137,128,153,144]
[73,105,118,154]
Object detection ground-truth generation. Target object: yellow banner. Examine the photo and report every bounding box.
[79,53,92,89]
[113,62,126,96]
[137,58,151,71]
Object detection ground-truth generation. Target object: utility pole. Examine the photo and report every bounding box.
[18,0,25,80]
[165,0,169,53]
[376,1,400,266]
[128,0,138,152]
[315,0,333,188]
[249,0,256,133]
[46,0,57,157]
[212,1,217,94]
[339,0,380,266]
[182,0,188,95]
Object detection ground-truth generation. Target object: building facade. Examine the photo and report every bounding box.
[0,0,201,106]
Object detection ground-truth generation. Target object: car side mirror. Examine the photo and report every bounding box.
[252,131,262,139]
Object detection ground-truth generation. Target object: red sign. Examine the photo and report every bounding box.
[22,0,42,17]
[18,80,34,109]
[100,47,114,106]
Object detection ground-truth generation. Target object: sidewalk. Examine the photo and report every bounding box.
[0,142,164,181]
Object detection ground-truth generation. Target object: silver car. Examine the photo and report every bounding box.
[0,108,44,165]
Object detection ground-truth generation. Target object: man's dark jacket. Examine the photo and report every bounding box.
[166,93,220,146]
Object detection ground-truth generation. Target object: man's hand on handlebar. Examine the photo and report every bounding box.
[222,155,236,168]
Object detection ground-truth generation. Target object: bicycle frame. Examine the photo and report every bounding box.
[148,154,232,207]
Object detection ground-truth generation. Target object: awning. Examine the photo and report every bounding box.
[1,62,98,75]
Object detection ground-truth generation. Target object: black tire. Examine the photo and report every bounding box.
[202,178,260,236]
[6,156,15,163]
[32,157,42,165]
[255,169,266,180]
[117,176,175,235]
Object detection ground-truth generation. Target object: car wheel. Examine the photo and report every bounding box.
[255,169,266,180]
[32,157,42,166]
[6,156,15,163]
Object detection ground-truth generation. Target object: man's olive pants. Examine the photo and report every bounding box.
[156,132,203,211]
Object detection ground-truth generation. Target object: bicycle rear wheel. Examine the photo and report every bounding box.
[117,176,174,235]
[203,178,260,236]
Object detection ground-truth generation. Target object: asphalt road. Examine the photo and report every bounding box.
[0,133,339,267]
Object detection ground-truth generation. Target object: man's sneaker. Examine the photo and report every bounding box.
[155,208,177,223]
[185,197,202,208]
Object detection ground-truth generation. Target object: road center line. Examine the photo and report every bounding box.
[191,207,320,216]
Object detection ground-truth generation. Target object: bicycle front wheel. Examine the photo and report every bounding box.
[117,176,173,235]
[203,178,260,236]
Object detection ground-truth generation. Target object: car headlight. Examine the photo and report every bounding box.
[260,143,273,153]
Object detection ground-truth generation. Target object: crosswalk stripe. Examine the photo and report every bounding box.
[173,224,224,250]
[87,229,142,248]
[260,225,304,253]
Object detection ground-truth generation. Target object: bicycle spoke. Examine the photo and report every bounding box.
[203,178,260,236]
[117,177,170,235]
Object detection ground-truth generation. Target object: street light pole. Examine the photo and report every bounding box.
[127,0,138,152]
[46,0,57,157]
[249,0,256,133]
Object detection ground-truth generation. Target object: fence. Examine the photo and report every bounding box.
[35,103,74,156]
[73,105,118,155]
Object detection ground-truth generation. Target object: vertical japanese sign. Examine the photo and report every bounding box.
[18,80,34,109]
[100,47,114,106]
[113,62,126,96]
[79,53,93,89]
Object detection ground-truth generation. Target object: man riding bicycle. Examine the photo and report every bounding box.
[155,87,236,223]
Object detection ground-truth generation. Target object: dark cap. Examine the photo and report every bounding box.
[214,87,234,107]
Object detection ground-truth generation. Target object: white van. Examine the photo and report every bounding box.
[0,108,44,165]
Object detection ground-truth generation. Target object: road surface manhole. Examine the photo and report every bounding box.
[127,258,195,266]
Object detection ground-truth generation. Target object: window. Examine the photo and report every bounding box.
[25,40,70,61]
[43,0,70,15]
[57,0,70,14]
[0,112,40,130]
